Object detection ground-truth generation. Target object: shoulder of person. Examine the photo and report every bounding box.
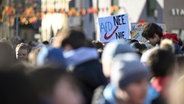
[92,85,110,104]
[151,94,167,104]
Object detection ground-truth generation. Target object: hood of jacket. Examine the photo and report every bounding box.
[63,47,99,66]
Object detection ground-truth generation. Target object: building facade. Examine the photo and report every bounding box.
[40,0,165,41]
[163,0,184,40]
[93,0,164,41]
[41,0,70,41]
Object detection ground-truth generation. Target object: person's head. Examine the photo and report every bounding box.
[141,47,177,99]
[29,66,84,104]
[15,43,30,61]
[102,40,135,78]
[37,46,67,67]
[111,53,150,104]
[91,40,104,50]
[52,73,84,104]
[129,39,139,44]
[53,28,86,51]
[160,39,175,53]
[142,23,163,46]
[146,48,176,77]
[141,47,159,65]
[131,42,144,56]
[139,42,147,51]
[0,41,15,67]
[0,68,40,104]
[91,40,104,59]
[85,40,95,48]
[42,41,49,45]
[29,66,66,98]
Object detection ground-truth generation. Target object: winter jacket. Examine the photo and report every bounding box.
[64,47,107,104]
[92,84,117,104]
[145,84,167,104]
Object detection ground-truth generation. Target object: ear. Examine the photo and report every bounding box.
[154,34,160,40]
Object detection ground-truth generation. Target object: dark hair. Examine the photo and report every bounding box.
[29,66,84,103]
[147,49,175,77]
[91,40,104,50]
[178,39,183,46]
[86,40,95,48]
[130,39,139,44]
[29,66,66,96]
[0,68,40,104]
[140,43,147,51]
[131,42,142,56]
[42,41,49,45]
[142,23,163,39]
[61,29,86,49]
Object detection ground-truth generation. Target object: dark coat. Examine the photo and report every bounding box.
[92,85,109,104]
[74,59,107,104]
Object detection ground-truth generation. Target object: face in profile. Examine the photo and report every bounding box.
[123,79,148,104]
[16,48,28,61]
[146,34,160,46]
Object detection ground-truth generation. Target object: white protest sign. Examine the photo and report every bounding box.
[98,14,130,43]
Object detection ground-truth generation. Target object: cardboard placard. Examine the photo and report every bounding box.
[98,14,130,43]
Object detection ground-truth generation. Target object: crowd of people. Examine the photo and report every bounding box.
[1,23,184,104]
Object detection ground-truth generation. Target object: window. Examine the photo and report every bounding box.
[147,0,156,17]
[111,0,118,15]
[69,0,75,8]
[111,0,118,6]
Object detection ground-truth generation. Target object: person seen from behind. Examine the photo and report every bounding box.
[142,47,176,104]
[53,28,107,104]
[93,53,150,104]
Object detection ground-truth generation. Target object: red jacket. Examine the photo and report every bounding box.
[162,33,179,44]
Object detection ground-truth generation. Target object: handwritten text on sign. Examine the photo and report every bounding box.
[98,14,130,43]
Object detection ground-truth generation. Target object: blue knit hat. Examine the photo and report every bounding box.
[37,46,67,67]
[111,53,150,88]
[102,40,135,62]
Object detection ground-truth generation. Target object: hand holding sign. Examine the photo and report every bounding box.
[98,14,130,43]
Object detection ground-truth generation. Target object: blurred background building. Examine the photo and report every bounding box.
[0,0,183,42]
[164,0,184,40]
[0,0,41,42]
